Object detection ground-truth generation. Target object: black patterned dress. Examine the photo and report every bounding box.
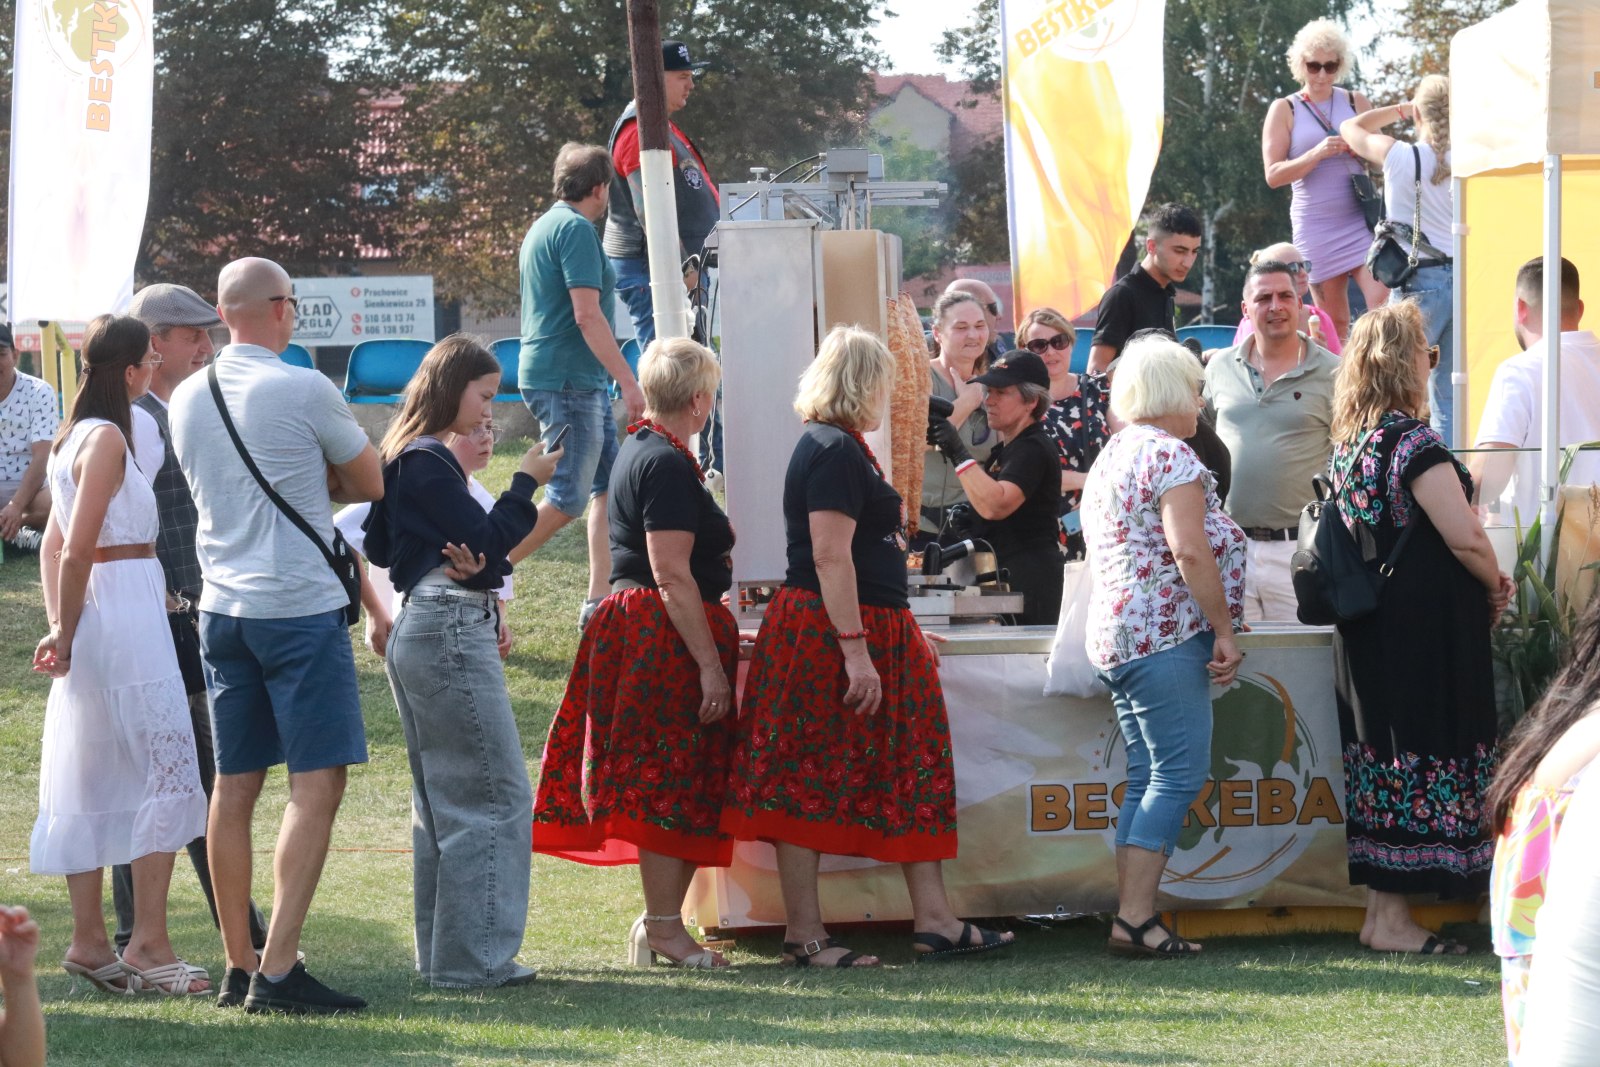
[1330,411,1497,898]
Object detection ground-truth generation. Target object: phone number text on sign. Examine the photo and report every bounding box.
[289,276,435,346]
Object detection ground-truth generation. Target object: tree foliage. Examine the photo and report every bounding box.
[921,2,1008,267]
[1365,0,1513,99]
[379,0,882,312]
[137,0,393,293]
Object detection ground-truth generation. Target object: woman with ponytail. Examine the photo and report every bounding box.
[31,314,210,996]
[1342,75,1457,444]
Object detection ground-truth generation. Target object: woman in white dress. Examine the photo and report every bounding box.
[31,314,210,996]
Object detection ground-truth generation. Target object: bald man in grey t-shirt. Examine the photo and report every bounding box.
[170,256,383,1014]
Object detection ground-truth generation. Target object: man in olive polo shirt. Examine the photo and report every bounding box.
[1204,261,1338,623]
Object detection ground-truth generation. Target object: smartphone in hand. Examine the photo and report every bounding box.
[548,424,570,452]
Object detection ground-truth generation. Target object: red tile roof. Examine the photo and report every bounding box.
[872,73,1002,161]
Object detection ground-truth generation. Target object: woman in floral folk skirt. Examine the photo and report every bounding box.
[533,339,737,969]
[721,326,1013,967]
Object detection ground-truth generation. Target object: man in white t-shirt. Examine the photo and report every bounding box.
[1473,257,1600,527]
[0,323,59,551]
[171,257,382,1015]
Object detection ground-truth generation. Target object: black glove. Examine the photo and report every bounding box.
[927,417,972,468]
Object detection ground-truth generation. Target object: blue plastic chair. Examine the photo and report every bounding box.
[1070,327,1095,375]
[1177,324,1239,353]
[489,338,521,402]
[278,343,314,369]
[342,338,432,404]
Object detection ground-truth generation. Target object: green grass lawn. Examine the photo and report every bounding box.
[0,442,1506,1065]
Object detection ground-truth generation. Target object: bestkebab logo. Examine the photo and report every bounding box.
[1028,671,1342,901]
[37,0,147,133]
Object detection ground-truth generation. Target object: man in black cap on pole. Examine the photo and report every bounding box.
[603,38,718,353]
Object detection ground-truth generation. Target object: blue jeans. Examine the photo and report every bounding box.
[1100,632,1215,856]
[386,585,531,987]
[520,386,619,519]
[612,255,655,352]
[1405,263,1455,446]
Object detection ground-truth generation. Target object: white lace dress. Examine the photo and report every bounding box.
[30,418,207,875]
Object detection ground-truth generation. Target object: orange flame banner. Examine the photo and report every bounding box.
[1001,0,1167,323]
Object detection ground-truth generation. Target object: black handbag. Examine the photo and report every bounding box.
[207,364,363,626]
[1290,429,1417,626]
[1366,145,1451,289]
[1350,173,1384,232]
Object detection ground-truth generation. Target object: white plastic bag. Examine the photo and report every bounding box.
[1043,560,1107,698]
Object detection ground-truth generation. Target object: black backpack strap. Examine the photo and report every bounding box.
[207,362,342,573]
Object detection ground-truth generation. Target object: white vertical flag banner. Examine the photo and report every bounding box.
[1000,0,1166,321]
[8,0,155,322]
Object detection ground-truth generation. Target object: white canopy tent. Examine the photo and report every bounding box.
[1451,0,1600,558]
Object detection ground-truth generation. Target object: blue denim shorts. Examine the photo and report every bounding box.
[520,387,619,518]
[200,609,368,775]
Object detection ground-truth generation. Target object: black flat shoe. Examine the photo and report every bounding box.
[781,937,878,968]
[912,922,1013,961]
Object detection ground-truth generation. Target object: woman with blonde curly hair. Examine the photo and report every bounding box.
[1328,300,1510,955]
[1262,18,1388,344]
[1342,74,1457,443]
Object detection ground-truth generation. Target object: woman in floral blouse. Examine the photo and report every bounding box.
[532,339,736,970]
[722,326,1013,967]
[1081,336,1247,957]
[1020,307,1111,557]
[1329,301,1510,954]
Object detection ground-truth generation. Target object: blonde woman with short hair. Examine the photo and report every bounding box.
[534,337,738,969]
[722,326,1015,966]
[1262,17,1388,343]
[1327,300,1510,954]
[1080,336,1248,957]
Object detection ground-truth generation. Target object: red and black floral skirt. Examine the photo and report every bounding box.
[532,587,738,867]
[720,586,957,863]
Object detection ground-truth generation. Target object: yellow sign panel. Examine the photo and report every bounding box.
[1459,158,1600,445]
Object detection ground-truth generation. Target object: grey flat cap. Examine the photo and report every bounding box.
[130,283,222,329]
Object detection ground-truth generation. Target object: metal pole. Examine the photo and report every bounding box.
[1540,154,1561,565]
[1450,176,1464,451]
[625,0,691,342]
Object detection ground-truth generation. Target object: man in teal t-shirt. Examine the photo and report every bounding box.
[515,143,645,629]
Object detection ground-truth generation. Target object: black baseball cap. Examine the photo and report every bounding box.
[0,323,12,350]
[662,40,709,73]
[971,350,1050,390]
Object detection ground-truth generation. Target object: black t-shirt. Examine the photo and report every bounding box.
[983,421,1062,562]
[783,423,909,610]
[608,427,735,601]
[1090,264,1177,355]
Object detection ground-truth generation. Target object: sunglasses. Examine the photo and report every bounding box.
[982,301,1001,317]
[1278,260,1313,276]
[268,295,299,312]
[1305,60,1341,75]
[1024,332,1072,354]
[1427,345,1440,369]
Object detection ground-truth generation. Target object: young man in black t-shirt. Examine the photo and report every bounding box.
[1088,202,1202,375]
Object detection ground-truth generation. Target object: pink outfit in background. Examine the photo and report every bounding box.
[1233,307,1342,356]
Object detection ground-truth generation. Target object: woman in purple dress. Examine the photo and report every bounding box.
[1261,18,1388,345]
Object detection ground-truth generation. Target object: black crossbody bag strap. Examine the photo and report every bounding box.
[207,363,343,575]
[1330,426,1419,575]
